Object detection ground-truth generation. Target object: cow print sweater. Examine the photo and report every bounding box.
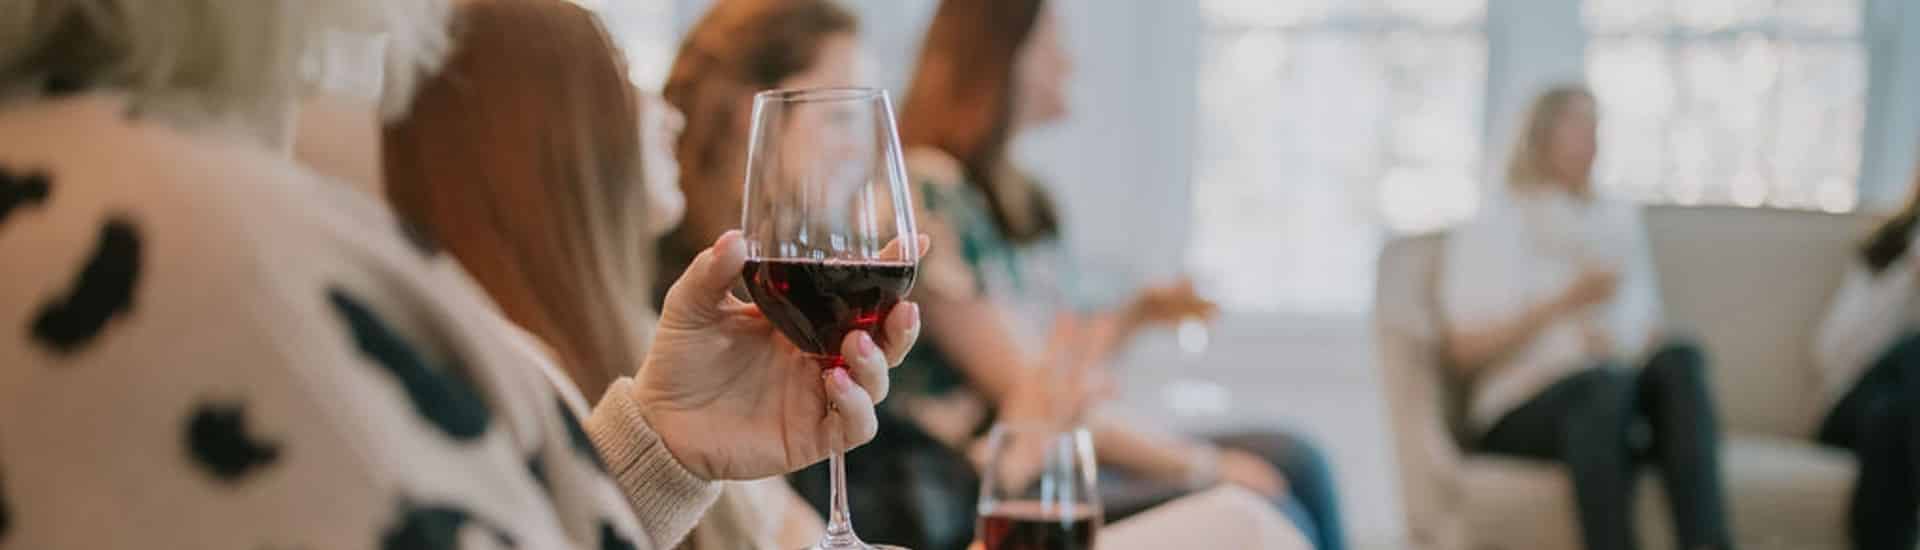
[0,94,719,549]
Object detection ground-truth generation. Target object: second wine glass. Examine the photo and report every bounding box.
[976,422,1103,550]
[737,86,919,550]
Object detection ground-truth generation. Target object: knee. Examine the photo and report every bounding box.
[1865,399,1910,436]
[1855,400,1911,460]
[1643,344,1713,397]
[1571,367,1640,427]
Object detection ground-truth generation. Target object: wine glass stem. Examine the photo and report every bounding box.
[822,449,858,545]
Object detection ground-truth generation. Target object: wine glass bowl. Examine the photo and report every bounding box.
[737,86,918,550]
[976,423,1103,550]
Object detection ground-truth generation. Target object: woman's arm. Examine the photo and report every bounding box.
[1813,258,1918,380]
[1445,268,1607,372]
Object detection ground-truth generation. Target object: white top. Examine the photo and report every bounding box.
[1440,188,1664,431]
[1812,237,1920,407]
[0,94,716,549]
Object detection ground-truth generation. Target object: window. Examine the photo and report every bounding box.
[1189,0,1487,313]
[1585,0,1867,211]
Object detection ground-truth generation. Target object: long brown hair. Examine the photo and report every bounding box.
[661,0,857,256]
[1506,84,1595,190]
[383,0,648,403]
[1862,164,1920,273]
[900,0,1059,243]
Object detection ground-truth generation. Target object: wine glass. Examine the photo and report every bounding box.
[976,422,1102,550]
[737,87,919,550]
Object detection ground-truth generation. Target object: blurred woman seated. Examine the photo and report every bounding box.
[893,0,1348,547]
[1813,154,1920,550]
[1440,84,1734,550]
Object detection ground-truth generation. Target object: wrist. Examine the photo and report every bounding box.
[627,373,711,480]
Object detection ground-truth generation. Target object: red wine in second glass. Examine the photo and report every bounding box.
[978,502,1100,550]
[742,258,916,364]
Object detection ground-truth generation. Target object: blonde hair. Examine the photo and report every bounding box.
[384,0,648,403]
[0,0,449,133]
[1505,84,1594,188]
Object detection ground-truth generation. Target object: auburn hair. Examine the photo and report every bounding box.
[655,0,857,302]
[900,0,1059,244]
[1862,162,1920,273]
[383,0,648,403]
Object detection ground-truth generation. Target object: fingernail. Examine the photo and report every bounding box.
[858,331,879,358]
[906,302,922,330]
[826,367,854,392]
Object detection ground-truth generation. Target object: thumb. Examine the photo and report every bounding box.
[665,231,749,315]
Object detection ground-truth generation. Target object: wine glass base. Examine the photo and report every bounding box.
[804,543,909,550]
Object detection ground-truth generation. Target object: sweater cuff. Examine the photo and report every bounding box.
[587,378,721,546]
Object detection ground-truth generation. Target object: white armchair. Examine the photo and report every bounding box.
[1375,205,1866,550]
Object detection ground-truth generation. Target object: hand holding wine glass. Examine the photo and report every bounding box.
[737,87,921,550]
[634,230,922,481]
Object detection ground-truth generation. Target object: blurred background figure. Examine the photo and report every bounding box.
[380,1,819,548]
[891,0,1347,548]
[655,0,864,307]
[1815,154,1920,550]
[1439,85,1732,550]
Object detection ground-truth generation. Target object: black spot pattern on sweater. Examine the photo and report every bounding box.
[397,219,439,258]
[600,520,637,550]
[528,454,551,496]
[31,216,140,355]
[328,288,489,440]
[186,401,282,482]
[0,167,50,227]
[557,398,607,474]
[381,501,516,550]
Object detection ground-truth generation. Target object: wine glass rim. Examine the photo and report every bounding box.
[753,86,886,104]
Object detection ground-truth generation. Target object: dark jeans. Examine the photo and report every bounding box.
[1818,332,1920,550]
[1478,342,1732,550]
[1102,431,1347,550]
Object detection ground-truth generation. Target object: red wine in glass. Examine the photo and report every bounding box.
[978,502,1100,550]
[742,258,917,366]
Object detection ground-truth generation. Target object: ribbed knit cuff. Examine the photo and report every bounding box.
[587,378,721,546]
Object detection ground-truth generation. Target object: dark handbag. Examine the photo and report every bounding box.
[789,408,978,550]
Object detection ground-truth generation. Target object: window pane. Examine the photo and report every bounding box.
[1589,37,1675,199]
[1585,0,1865,211]
[1772,42,1866,210]
[1673,0,1772,32]
[1584,0,1670,34]
[1201,0,1334,26]
[1779,0,1862,35]
[1385,0,1487,26]
[1192,21,1484,313]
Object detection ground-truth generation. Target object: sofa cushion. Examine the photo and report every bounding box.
[1643,206,1875,438]
[1458,435,1852,550]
